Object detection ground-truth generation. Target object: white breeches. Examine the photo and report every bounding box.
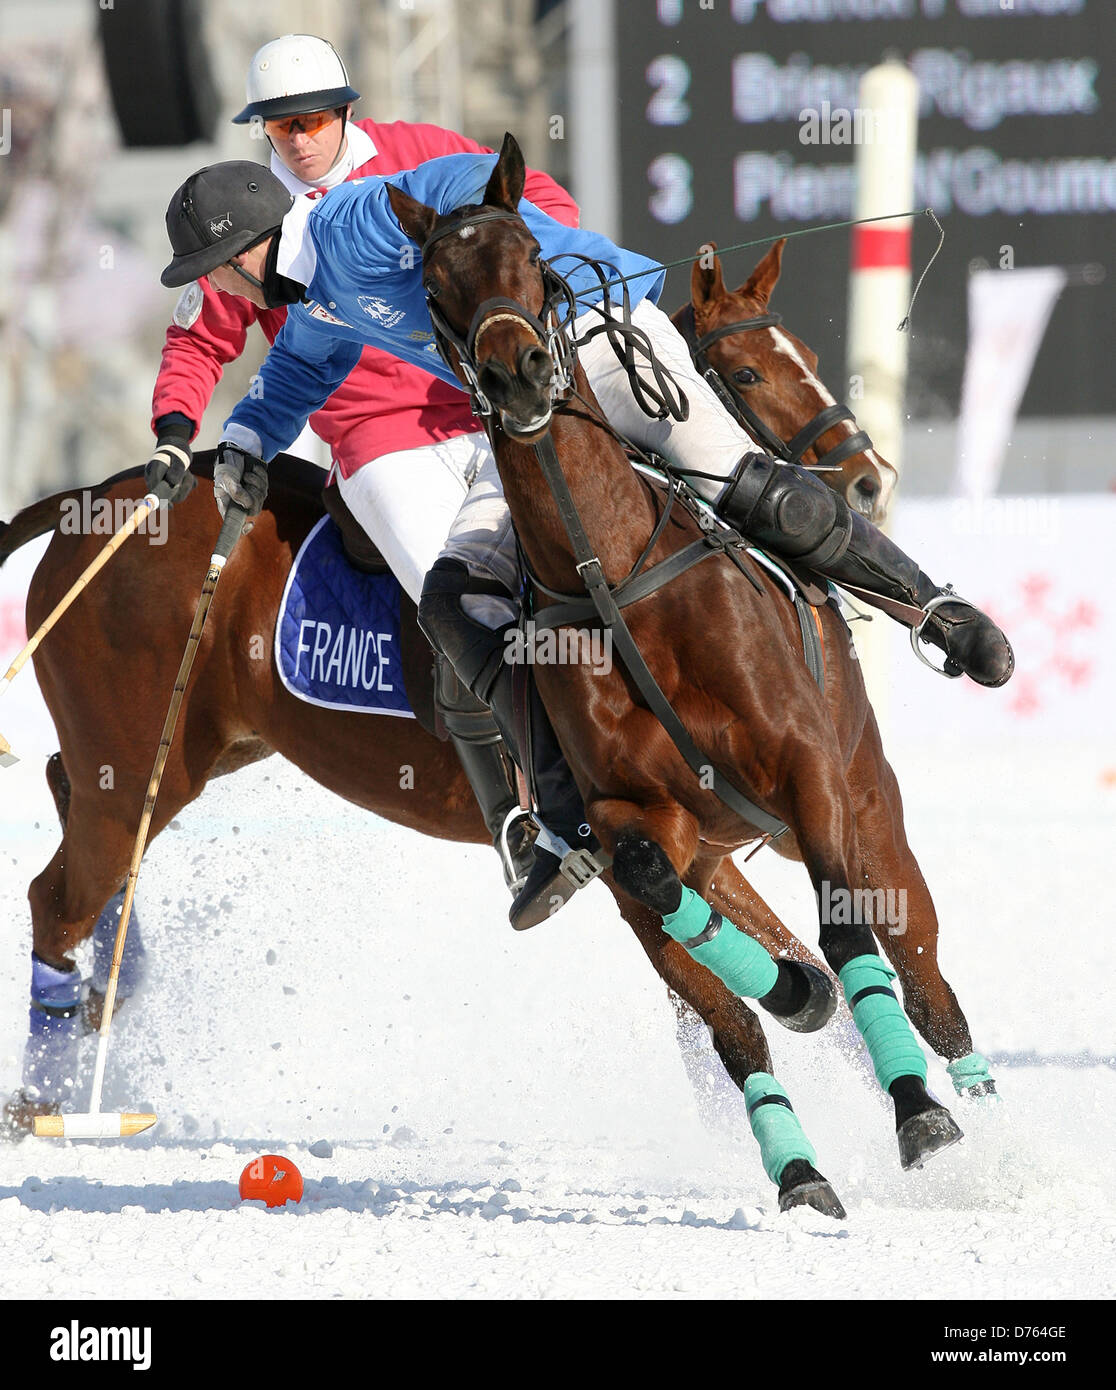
[337,298,761,629]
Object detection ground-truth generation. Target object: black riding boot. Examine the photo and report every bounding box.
[486,667,606,930]
[433,655,534,893]
[419,559,606,929]
[718,455,1014,687]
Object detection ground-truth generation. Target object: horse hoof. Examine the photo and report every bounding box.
[762,961,838,1034]
[898,1105,964,1170]
[778,1159,847,1220]
[0,1091,59,1143]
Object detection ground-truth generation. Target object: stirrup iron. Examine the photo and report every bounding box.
[498,804,533,895]
[910,586,967,678]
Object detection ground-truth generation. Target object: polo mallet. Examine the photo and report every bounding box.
[34,501,250,1139]
[0,482,174,768]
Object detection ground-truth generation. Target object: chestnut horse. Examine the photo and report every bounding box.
[0,236,986,1215]
[383,135,991,1210]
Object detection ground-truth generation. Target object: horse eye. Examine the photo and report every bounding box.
[733,367,761,386]
[528,246,541,265]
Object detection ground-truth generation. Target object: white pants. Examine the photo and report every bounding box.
[337,299,760,629]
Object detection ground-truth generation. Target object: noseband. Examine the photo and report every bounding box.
[421,210,576,420]
[675,303,873,475]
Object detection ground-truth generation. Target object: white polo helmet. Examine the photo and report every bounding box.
[232,34,360,125]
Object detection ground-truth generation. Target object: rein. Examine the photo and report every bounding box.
[674,302,873,475]
[526,434,788,840]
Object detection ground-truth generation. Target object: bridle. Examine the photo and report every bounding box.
[420,209,576,420]
[675,302,874,476]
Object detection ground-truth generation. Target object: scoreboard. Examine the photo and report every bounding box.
[615,0,1113,417]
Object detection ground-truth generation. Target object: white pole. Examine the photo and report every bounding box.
[569,0,618,239]
[845,61,919,718]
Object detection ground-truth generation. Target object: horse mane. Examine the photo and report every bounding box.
[0,452,328,568]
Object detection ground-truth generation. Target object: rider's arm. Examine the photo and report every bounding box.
[393,121,580,228]
[221,312,362,462]
[150,277,279,440]
[520,169,579,229]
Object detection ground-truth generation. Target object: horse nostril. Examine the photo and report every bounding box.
[478,359,512,404]
[851,476,881,517]
[520,346,553,390]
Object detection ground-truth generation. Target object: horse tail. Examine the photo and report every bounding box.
[0,468,147,570]
[0,493,71,568]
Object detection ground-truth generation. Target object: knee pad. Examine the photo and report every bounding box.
[418,558,511,703]
[433,653,502,744]
[721,457,852,568]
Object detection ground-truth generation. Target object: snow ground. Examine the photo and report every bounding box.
[0,533,1112,1311]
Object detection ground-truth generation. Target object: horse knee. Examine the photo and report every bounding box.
[612,833,683,915]
[45,753,71,830]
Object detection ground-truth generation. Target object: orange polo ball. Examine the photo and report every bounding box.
[239,1154,303,1208]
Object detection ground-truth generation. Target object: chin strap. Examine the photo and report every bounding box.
[229,261,266,293]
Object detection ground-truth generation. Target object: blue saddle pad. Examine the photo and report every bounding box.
[275,516,414,717]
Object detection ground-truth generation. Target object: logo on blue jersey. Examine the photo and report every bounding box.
[358,295,405,328]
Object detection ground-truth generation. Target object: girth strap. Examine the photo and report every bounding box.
[529,435,789,841]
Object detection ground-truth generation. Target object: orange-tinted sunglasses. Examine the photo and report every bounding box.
[263,109,338,139]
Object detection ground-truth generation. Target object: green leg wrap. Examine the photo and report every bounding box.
[745,1073,817,1183]
[838,953,928,1092]
[947,1051,999,1098]
[662,887,779,1001]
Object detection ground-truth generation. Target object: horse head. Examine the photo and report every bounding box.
[388,134,565,443]
[676,240,897,522]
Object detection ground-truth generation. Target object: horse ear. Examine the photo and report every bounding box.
[483,132,527,211]
[737,237,786,306]
[691,242,727,311]
[387,183,438,248]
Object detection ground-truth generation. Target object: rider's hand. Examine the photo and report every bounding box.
[144,419,195,506]
[213,440,269,519]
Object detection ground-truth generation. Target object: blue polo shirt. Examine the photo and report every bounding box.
[225,152,665,460]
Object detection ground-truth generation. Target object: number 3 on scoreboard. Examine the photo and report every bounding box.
[648,154,693,226]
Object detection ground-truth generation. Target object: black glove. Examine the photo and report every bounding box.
[213,440,269,519]
[144,418,196,506]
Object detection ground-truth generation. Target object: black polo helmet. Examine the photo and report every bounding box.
[161,161,294,288]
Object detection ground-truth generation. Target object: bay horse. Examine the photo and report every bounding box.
[384,134,989,1210]
[0,232,988,1217]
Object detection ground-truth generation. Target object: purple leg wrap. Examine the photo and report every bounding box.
[92,888,146,998]
[22,953,82,1101]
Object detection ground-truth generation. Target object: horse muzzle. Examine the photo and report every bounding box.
[478,348,556,440]
[498,407,553,442]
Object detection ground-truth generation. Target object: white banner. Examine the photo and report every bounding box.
[952,268,1066,502]
[885,495,1114,747]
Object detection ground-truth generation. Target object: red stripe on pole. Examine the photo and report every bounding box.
[851,225,911,270]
